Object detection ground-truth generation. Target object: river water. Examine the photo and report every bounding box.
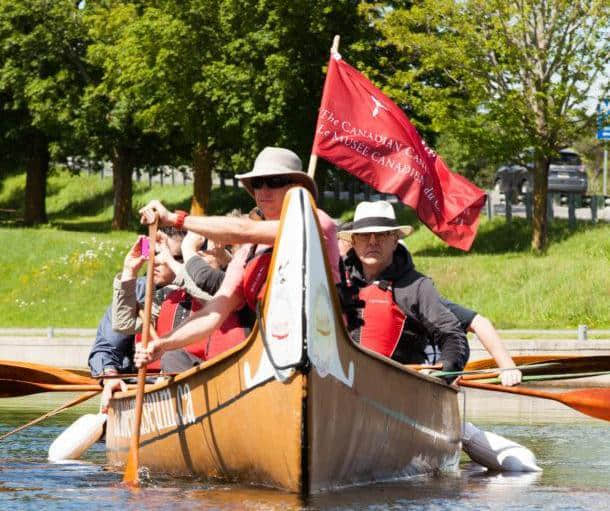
[1,389,609,511]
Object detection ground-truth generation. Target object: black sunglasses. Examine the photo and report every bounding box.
[251,176,294,190]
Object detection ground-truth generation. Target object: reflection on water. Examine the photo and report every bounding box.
[1,391,609,510]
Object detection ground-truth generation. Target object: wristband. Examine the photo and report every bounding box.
[174,210,188,229]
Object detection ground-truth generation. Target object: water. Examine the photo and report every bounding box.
[1,390,609,510]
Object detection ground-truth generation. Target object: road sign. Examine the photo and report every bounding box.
[598,99,610,140]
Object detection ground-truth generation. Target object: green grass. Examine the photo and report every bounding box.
[1,170,608,328]
[0,169,255,327]
[405,217,610,329]
[0,228,132,326]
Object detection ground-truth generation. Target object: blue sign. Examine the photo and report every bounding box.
[598,99,610,140]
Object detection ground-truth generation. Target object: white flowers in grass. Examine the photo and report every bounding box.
[14,298,31,309]
[12,236,126,310]
[70,237,121,265]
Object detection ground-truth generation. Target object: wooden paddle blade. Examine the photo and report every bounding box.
[0,360,97,386]
[0,379,48,397]
[464,355,579,371]
[459,379,610,423]
[0,379,103,397]
[561,388,610,422]
[122,445,140,487]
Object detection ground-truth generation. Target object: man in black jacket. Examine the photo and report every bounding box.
[339,201,469,373]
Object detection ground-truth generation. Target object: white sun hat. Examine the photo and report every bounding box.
[338,201,413,241]
[236,147,318,199]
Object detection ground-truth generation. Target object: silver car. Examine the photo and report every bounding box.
[494,148,587,199]
[547,149,588,194]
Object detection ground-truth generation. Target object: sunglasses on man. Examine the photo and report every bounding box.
[250,175,294,190]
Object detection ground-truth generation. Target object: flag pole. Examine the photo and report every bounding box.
[307,34,340,179]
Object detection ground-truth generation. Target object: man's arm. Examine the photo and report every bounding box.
[140,199,279,245]
[182,215,279,246]
[469,314,521,386]
[416,279,470,372]
[184,255,225,296]
[112,275,139,334]
[112,237,148,333]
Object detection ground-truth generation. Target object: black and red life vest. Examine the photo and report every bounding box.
[357,281,406,358]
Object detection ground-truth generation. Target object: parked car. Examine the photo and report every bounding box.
[494,148,588,200]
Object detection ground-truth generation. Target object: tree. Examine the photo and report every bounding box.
[193,0,370,204]
[120,0,371,214]
[0,0,89,225]
[374,0,609,251]
[78,1,186,229]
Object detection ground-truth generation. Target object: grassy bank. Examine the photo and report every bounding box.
[1,170,608,328]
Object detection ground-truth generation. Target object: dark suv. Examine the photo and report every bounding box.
[494,148,588,198]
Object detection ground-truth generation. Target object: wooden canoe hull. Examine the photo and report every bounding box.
[106,335,460,492]
[106,188,461,493]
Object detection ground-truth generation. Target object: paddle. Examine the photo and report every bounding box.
[0,379,104,397]
[458,378,610,422]
[123,215,158,487]
[0,360,97,386]
[434,356,610,380]
[471,371,610,384]
[464,354,580,371]
[0,390,100,441]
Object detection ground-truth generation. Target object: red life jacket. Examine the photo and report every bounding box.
[358,282,406,358]
[241,247,273,311]
[156,288,248,362]
[136,288,248,369]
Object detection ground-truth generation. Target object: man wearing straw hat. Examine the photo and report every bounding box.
[337,200,469,373]
[135,147,340,370]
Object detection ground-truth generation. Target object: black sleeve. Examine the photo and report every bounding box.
[440,298,476,333]
[415,279,470,372]
[185,255,225,295]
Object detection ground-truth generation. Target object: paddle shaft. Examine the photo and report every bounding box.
[435,356,610,380]
[458,378,610,422]
[123,217,158,486]
[0,390,100,441]
[460,378,579,401]
[138,309,160,340]
[464,354,580,371]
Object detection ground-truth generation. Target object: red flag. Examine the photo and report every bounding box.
[313,54,486,251]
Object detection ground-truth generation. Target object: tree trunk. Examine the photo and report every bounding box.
[531,152,550,252]
[23,135,49,226]
[111,146,134,230]
[191,142,212,216]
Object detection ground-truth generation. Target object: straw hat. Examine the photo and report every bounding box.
[337,201,413,241]
[236,147,318,199]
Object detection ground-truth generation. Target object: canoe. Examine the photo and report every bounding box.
[105,187,462,493]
